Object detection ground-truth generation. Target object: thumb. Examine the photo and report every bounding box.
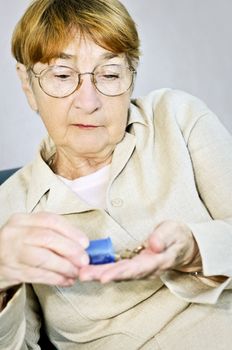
[146,233,166,254]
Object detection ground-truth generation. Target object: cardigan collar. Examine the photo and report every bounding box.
[26,102,146,214]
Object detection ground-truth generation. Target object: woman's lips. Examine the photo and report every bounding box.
[72,124,99,129]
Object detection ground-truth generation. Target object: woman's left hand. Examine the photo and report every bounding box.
[79,221,202,283]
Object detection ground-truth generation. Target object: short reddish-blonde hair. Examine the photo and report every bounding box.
[12,0,140,69]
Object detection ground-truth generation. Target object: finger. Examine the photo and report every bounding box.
[79,263,116,281]
[79,253,151,282]
[150,221,195,268]
[100,244,180,282]
[100,260,144,282]
[17,267,76,287]
[23,228,89,267]
[146,235,166,253]
[10,212,89,248]
[148,224,177,252]
[80,251,165,283]
[100,254,165,282]
[80,226,191,284]
[18,246,80,278]
[1,263,76,287]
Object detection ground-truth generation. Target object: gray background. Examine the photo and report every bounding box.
[1,0,232,170]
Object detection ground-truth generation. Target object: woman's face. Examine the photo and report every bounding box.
[22,37,132,161]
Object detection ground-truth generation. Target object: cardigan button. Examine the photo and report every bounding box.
[111,198,123,207]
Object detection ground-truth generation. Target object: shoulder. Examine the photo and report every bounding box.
[0,164,33,190]
[0,165,33,226]
[131,88,214,137]
[132,88,209,117]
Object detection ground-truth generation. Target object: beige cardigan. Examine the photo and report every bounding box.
[0,89,232,350]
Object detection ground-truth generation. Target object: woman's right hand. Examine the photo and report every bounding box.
[0,212,89,289]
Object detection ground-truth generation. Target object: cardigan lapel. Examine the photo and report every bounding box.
[26,132,137,215]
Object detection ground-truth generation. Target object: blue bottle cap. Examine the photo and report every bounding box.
[86,237,116,265]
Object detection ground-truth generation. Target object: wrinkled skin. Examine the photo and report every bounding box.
[0,212,89,289]
[79,220,202,283]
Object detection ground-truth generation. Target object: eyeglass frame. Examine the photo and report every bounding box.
[30,63,137,98]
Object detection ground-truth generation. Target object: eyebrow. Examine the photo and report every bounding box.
[99,53,120,61]
[57,52,74,59]
[57,52,120,62]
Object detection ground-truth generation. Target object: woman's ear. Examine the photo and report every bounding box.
[16,63,38,112]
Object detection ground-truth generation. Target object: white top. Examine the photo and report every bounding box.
[58,165,111,209]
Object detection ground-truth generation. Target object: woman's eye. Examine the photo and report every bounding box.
[54,74,71,79]
[100,73,119,80]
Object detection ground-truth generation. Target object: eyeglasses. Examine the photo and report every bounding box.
[31,64,136,98]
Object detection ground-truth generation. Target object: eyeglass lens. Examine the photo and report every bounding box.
[38,64,134,97]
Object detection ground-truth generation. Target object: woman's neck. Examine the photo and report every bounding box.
[49,150,113,180]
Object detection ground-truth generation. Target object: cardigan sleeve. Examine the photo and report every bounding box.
[0,284,41,349]
[161,100,232,304]
[186,112,232,276]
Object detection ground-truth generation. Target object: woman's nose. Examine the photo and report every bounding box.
[73,73,102,114]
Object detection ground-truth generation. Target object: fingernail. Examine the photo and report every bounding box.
[80,254,89,265]
[80,274,92,282]
[62,279,75,287]
[80,238,89,249]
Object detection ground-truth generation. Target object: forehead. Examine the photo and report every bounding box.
[54,36,125,65]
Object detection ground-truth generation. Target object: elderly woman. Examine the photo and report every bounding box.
[0,0,232,349]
